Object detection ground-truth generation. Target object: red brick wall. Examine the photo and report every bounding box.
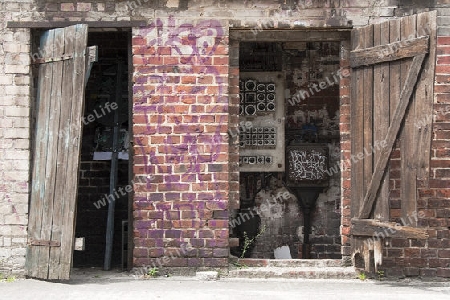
[380,35,450,278]
[131,18,230,269]
[339,40,352,260]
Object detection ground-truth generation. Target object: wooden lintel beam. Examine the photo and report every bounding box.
[358,54,426,219]
[7,21,147,29]
[351,219,428,239]
[350,35,429,68]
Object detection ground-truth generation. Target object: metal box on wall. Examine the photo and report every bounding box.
[239,72,285,172]
[286,144,329,187]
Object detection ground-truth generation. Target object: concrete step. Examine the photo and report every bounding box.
[228,266,357,280]
[227,259,357,279]
[234,259,344,268]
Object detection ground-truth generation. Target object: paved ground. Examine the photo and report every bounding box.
[1,272,450,300]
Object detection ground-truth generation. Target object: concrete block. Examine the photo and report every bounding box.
[10,160,30,171]
[13,31,30,44]
[77,3,91,11]
[3,128,29,139]
[0,75,13,85]
[438,16,450,25]
[4,171,28,181]
[2,43,27,54]
[0,226,12,236]
[4,214,28,226]
[11,194,29,204]
[437,8,450,16]
[438,26,450,36]
[10,225,27,236]
[61,3,75,11]
[13,184,30,194]
[10,256,26,266]
[0,96,16,107]
[0,119,13,128]
[166,0,179,8]
[5,107,28,117]
[12,117,30,128]
[2,33,14,42]
[5,65,30,75]
[12,139,30,150]
[5,2,20,11]
[196,271,219,281]
[10,204,27,215]
[3,237,12,247]
[0,248,12,258]
[13,75,30,86]
[11,96,30,107]
[11,237,27,245]
[11,248,26,256]
[341,0,397,7]
[0,204,12,215]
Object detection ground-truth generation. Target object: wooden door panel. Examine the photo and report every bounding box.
[349,11,436,272]
[27,24,90,280]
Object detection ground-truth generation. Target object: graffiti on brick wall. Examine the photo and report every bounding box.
[133,17,227,218]
[287,147,328,182]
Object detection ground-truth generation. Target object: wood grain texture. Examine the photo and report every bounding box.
[27,28,54,279]
[400,15,418,225]
[362,25,374,212]
[358,54,425,219]
[26,24,89,280]
[350,36,429,68]
[372,21,390,221]
[351,27,365,219]
[351,219,428,239]
[59,24,89,279]
[415,11,437,183]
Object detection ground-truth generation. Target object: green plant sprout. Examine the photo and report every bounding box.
[358,272,367,281]
[377,270,385,281]
[147,267,159,278]
[234,225,266,268]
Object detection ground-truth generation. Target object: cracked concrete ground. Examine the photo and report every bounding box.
[1,270,450,300]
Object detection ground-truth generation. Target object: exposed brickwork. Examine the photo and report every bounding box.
[0,0,450,277]
[0,11,31,275]
[131,18,230,269]
[379,34,450,279]
[339,40,352,259]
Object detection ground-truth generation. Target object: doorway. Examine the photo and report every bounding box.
[74,30,132,270]
[29,28,133,273]
[229,32,348,260]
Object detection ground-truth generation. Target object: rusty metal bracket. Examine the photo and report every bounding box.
[32,55,73,65]
[29,239,61,247]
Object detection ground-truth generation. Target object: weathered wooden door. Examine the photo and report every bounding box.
[349,11,436,271]
[26,24,95,280]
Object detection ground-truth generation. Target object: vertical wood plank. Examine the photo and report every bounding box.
[373,21,390,221]
[351,27,365,219]
[350,27,368,267]
[27,29,55,279]
[27,24,89,280]
[415,11,437,183]
[400,15,418,224]
[389,19,401,222]
[48,26,75,279]
[363,25,374,214]
[58,24,88,279]
[37,28,65,279]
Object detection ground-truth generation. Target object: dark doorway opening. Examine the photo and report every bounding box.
[231,38,342,260]
[73,30,132,269]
